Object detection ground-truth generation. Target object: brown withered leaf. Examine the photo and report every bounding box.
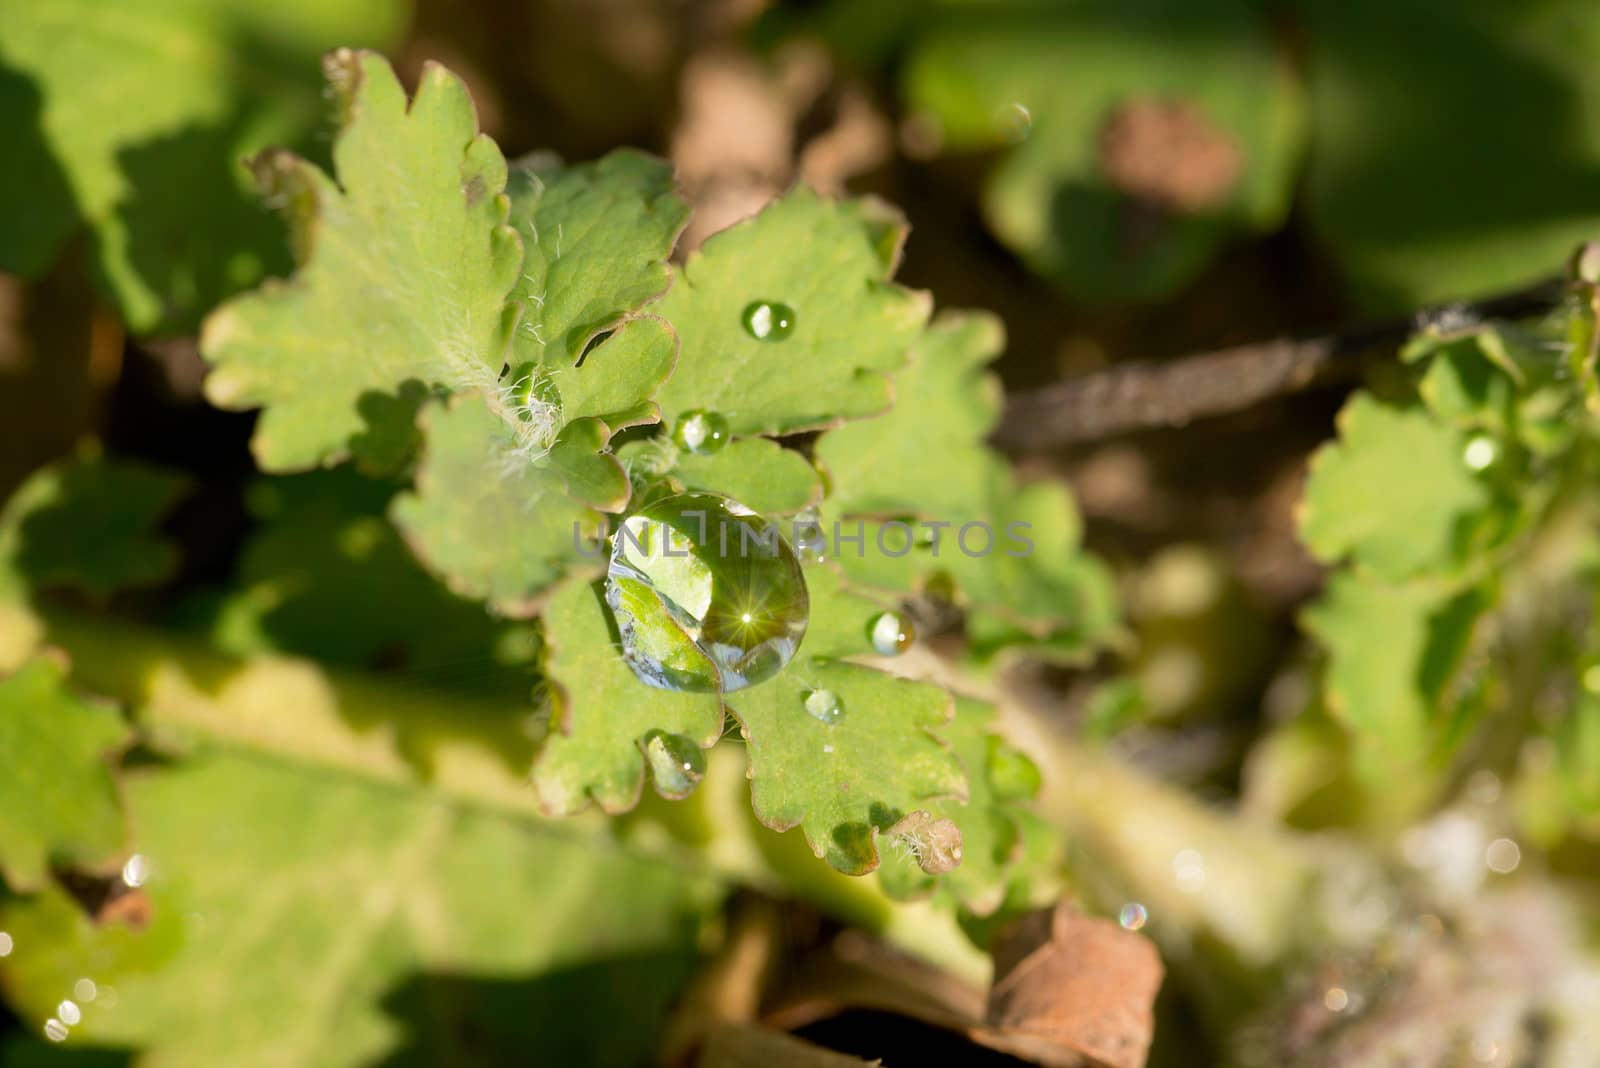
[983,903,1164,1068]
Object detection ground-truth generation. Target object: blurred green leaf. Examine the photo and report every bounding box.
[1299,394,1490,582]
[0,0,408,333]
[0,658,128,891]
[0,454,185,601]
[1299,0,1600,308]
[902,0,1302,301]
[0,752,717,1067]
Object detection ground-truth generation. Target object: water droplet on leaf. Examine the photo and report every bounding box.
[643,732,705,798]
[742,301,795,341]
[804,689,843,724]
[121,854,149,888]
[607,493,809,692]
[674,409,730,455]
[868,611,914,657]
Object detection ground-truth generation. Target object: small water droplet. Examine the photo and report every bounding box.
[742,301,795,341]
[995,101,1033,143]
[0,932,11,957]
[1463,435,1498,471]
[1485,837,1521,874]
[57,1001,80,1026]
[804,689,843,724]
[43,1019,68,1042]
[606,493,809,692]
[73,979,97,1003]
[643,733,706,798]
[121,854,150,888]
[674,409,731,455]
[1118,902,1148,930]
[868,611,914,657]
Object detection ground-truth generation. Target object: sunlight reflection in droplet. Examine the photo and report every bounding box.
[57,1001,81,1026]
[122,854,150,888]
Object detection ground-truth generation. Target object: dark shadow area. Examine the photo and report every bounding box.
[0,64,80,278]
[372,949,698,1068]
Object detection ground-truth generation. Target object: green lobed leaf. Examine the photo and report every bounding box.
[0,454,185,601]
[726,566,967,876]
[816,312,1119,659]
[876,696,1044,916]
[388,391,610,615]
[0,752,717,1067]
[0,658,129,892]
[662,438,823,516]
[200,51,523,473]
[1298,394,1491,582]
[900,0,1303,301]
[652,186,932,436]
[0,0,409,333]
[534,579,724,814]
[1301,571,1492,781]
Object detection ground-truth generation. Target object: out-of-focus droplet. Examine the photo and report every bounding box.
[74,979,97,1003]
[606,493,809,692]
[1485,837,1521,874]
[121,854,150,888]
[804,688,843,724]
[1118,903,1148,931]
[1323,987,1350,1012]
[1463,435,1498,471]
[742,301,795,341]
[0,932,12,957]
[868,611,914,657]
[43,1019,68,1042]
[57,1001,80,1026]
[995,102,1033,143]
[643,732,705,798]
[674,409,730,456]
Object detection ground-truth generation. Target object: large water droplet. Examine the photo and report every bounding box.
[643,732,706,798]
[674,410,730,455]
[607,493,809,692]
[742,301,795,341]
[804,688,843,724]
[868,611,914,657]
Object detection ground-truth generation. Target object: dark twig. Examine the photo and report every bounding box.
[993,278,1566,450]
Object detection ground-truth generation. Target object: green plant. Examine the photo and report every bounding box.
[6,18,1600,1068]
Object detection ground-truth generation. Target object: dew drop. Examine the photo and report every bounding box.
[804,689,844,724]
[121,854,150,888]
[43,1019,68,1042]
[606,493,809,692]
[867,611,914,657]
[58,1001,81,1026]
[1118,902,1148,931]
[674,410,730,456]
[742,301,795,341]
[1463,434,1498,471]
[995,101,1033,143]
[643,732,706,798]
